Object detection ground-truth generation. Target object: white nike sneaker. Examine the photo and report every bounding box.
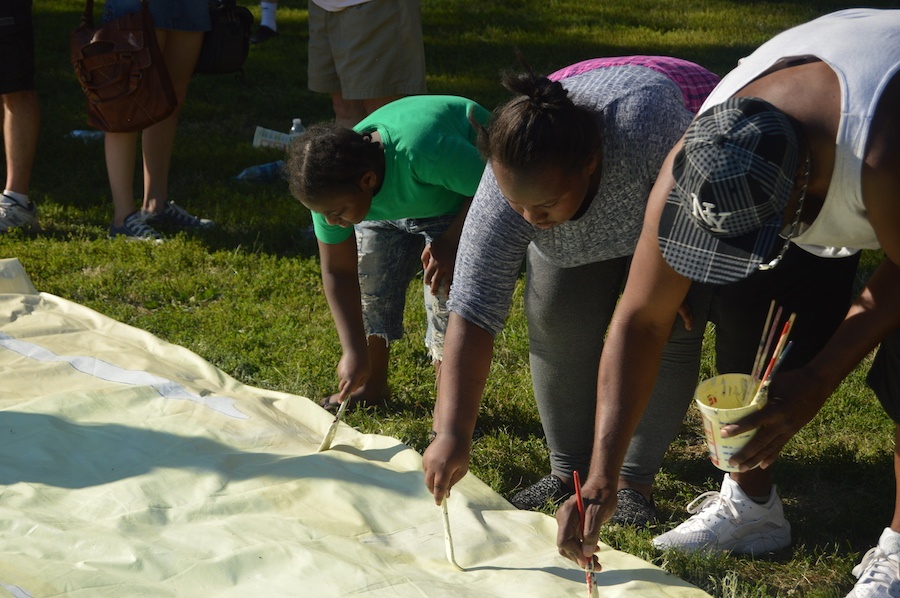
[652,474,791,554]
[847,545,900,597]
[0,194,38,232]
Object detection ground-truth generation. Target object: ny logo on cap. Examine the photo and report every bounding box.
[690,193,732,234]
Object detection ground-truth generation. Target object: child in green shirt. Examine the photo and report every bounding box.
[286,95,489,411]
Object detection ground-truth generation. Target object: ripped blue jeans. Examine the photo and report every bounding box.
[354,215,453,362]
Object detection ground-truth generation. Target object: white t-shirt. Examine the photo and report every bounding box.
[310,0,370,12]
[701,8,900,255]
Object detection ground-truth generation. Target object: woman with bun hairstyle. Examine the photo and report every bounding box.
[422,56,719,521]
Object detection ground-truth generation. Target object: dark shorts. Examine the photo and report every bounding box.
[868,327,900,423]
[697,245,900,424]
[685,243,862,376]
[0,0,35,95]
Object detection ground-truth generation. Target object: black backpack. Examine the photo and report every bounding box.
[195,0,254,75]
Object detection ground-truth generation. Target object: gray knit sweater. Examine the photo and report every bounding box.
[449,65,695,336]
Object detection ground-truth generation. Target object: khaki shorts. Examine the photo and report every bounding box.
[308,0,427,99]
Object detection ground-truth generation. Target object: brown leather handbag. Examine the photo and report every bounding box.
[70,0,177,133]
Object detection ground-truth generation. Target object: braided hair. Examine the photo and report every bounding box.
[286,122,382,208]
[471,60,601,175]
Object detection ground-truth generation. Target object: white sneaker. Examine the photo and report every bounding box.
[0,194,38,232]
[848,547,900,597]
[652,474,791,554]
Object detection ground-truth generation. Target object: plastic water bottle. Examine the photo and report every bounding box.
[235,160,286,182]
[289,118,305,137]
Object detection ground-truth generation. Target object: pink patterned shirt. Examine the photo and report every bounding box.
[549,56,720,114]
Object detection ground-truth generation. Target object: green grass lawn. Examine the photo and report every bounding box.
[5,1,899,595]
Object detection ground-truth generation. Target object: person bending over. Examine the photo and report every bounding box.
[554,10,900,597]
[287,95,488,412]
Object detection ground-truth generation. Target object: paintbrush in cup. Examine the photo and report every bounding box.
[750,314,796,406]
[750,300,777,384]
[749,303,782,402]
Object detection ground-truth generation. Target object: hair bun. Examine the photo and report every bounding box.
[527,78,568,109]
[485,59,600,174]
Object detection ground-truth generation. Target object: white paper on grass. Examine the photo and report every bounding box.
[0,258,710,597]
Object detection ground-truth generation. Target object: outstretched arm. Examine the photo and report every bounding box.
[556,143,693,566]
[423,313,494,504]
[319,237,370,398]
[422,163,536,503]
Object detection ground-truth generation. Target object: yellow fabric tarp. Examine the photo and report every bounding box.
[0,258,709,597]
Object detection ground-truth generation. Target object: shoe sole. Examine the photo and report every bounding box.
[653,525,791,554]
[109,234,164,244]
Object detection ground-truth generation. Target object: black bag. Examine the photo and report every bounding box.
[71,0,178,132]
[195,0,253,75]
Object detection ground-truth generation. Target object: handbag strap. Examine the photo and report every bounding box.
[81,0,93,29]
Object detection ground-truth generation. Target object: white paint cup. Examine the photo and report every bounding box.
[694,373,765,472]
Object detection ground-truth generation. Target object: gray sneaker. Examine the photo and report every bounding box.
[0,194,38,232]
[109,211,163,242]
[509,474,572,510]
[143,201,214,229]
[608,488,657,527]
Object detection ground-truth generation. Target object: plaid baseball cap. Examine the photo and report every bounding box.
[658,96,799,284]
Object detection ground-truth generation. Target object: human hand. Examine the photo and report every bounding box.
[422,432,471,505]
[421,238,456,295]
[721,367,831,470]
[335,349,370,400]
[556,482,615,568]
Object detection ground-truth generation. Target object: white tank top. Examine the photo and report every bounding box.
[700,8,900,254]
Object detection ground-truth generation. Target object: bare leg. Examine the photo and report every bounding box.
[330,92,403,128]
[731,465,774,498]
[361,95,403,115]
[619,469,773,505]
[105,30,202,225]
[617,446,773,507]
[141,29,203,214]
[330,93,369,128]
[3,90,40,195]
[105,131,140,226]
